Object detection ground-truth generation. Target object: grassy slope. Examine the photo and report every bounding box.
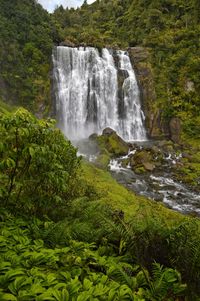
[82,161,186,225]
[82,161,200,296]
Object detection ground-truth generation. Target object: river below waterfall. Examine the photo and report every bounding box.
[78,140,200,217]
[109,160,200,216]
[108,150,200,217]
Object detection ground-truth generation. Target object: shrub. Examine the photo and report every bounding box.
[0,108,80,217]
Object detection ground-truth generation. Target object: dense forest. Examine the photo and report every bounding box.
[0,0,200,300]
[0,0,63,112]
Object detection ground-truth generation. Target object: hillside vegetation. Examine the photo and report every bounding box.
[0,109,200,300]
[0,0,62,113]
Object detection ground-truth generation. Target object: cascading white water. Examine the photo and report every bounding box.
[53,46,147,141]
[116,50,147,141]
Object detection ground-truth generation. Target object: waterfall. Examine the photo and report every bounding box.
[53,46,147,141]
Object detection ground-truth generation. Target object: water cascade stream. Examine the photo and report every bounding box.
[53,46,146,141]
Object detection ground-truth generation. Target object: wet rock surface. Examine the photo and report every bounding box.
[169,117,181,143]
[128,47,161,138]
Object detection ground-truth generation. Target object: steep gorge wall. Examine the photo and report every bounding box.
[128,47,162,139]
[128,47,182,142]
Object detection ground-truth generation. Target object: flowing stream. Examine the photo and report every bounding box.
[109,149,200,216]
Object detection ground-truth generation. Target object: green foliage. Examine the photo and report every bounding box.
[0,109,199,298]
[0,218,187,301]
[0,0,63,113]
[0,100,16,114]
[0,108,80,217]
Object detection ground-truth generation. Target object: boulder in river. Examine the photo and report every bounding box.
[130,149,156,172]
[98,128,129,156]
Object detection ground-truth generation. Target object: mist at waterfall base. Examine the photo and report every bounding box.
[53,46,146,142]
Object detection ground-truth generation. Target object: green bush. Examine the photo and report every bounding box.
[0,108,80,217]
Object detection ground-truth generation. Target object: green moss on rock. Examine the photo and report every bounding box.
[97,128,129,157]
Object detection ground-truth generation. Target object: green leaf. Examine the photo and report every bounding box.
[52,289,69,301]
[36,292,55,301]
[77,292,91,301]
[59,272,71,282]
[108,288,117,301]
[8,276,32,295]
[0,293,17,301]
[67,277,81,296]
[6,158,15,168]
[83,279,93,291]
[5,269,25,282]
[29,147,35,157]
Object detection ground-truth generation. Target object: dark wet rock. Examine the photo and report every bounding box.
[90,129,129,169]
[132,150,152,165]
[169,117,181,143]
[89,133,98,141]
[153,194,164,202]
[127,47,149,63]
[128,47,163,139]
[121,158,129,168]
[117,69,129,119]
[129,149,156,172]
[151,145,160,154]
[158,140,174,149]
[182,152,193,160]
[102,127,116,135]
[143,162,156,171]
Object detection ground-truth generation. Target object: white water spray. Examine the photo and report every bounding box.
[53,46,147,141]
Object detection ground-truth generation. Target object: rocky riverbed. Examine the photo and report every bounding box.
[77,128,200,216]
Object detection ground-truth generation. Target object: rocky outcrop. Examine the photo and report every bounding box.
[98,128,129,156]
[130,149,156,173]
[169,117,181,143]
[102,127,116,135]
[87,128,129,169]
[128,47,162,138]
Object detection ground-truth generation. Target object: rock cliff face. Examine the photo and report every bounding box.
[128,47,162,139]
